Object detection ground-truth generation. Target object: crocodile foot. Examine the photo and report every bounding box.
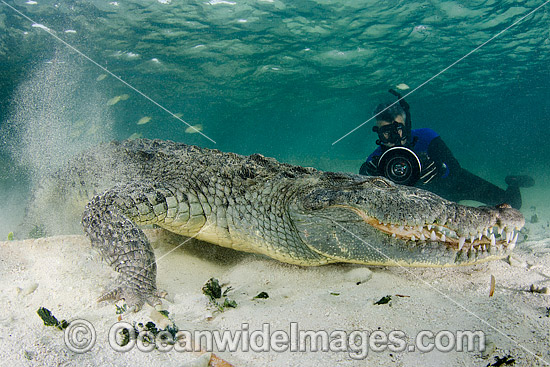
[98,283,167,312]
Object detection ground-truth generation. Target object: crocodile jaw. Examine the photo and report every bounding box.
[290,176,525,267]
[343,204,521,254]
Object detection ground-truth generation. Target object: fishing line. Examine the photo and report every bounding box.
[332,0,550,146]
[1,0,216,144]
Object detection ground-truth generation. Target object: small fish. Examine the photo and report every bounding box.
[128,132,143,140]
[185,124,203,134]
[119,94,130,101]
[137,116,152,125]
[396,83,410,90]
[96,74,107,81]
[107,96,121,106]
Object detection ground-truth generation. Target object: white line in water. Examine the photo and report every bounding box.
[1,0,216,144]
[332,0,550,146]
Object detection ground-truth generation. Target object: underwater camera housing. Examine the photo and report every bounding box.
[377,146,421,186]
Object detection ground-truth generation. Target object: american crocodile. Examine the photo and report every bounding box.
[32,139,525,310]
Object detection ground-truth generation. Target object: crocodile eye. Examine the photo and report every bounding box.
[372,178,391,188]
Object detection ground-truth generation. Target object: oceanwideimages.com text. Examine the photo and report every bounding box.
[64,320,486,359]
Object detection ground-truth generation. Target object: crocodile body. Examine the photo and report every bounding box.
[34,139,525,309]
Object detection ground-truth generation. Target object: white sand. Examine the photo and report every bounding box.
[2,214,550,367]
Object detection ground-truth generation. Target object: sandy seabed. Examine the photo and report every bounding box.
[1,196,550,366]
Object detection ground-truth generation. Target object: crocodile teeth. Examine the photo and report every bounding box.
[483,228,488,237]
[490,234,496,247]
[458,237,466,251]
[510,232,519,249]
[430,231,437,241]
[427,224,432,230]
[505,230,513,243]
[411,235,416,241]
[478,232,482,241]
[420,234,426,241]
[497,226,504,235]
[470,235,475,243]
[441,234,446,242]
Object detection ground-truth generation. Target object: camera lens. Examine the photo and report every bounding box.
[377,147,421,186]
[388,158,411,179]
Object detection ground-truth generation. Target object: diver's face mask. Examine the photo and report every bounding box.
[372,121,406,147]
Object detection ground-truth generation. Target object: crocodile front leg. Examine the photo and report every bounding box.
[82,181,173,310]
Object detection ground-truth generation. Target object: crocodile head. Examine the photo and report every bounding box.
[289,174,525,266]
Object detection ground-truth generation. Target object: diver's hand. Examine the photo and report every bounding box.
[419,159,438,184]
[360,158,380,176]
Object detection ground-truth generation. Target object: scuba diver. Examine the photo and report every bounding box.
[359,90,534,209]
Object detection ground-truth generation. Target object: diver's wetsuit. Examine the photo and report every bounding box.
[359,128,522,209]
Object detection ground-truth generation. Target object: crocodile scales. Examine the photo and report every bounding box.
[34,139,525,310]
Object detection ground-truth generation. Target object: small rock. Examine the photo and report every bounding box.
[253,292,269,299]
[345,267,373,284]
[21,283,39,296]
[203,310,214,322]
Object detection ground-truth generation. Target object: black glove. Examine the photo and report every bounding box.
[359,157,380,176]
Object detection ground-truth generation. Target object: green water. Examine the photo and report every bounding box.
[0,0,549,237]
